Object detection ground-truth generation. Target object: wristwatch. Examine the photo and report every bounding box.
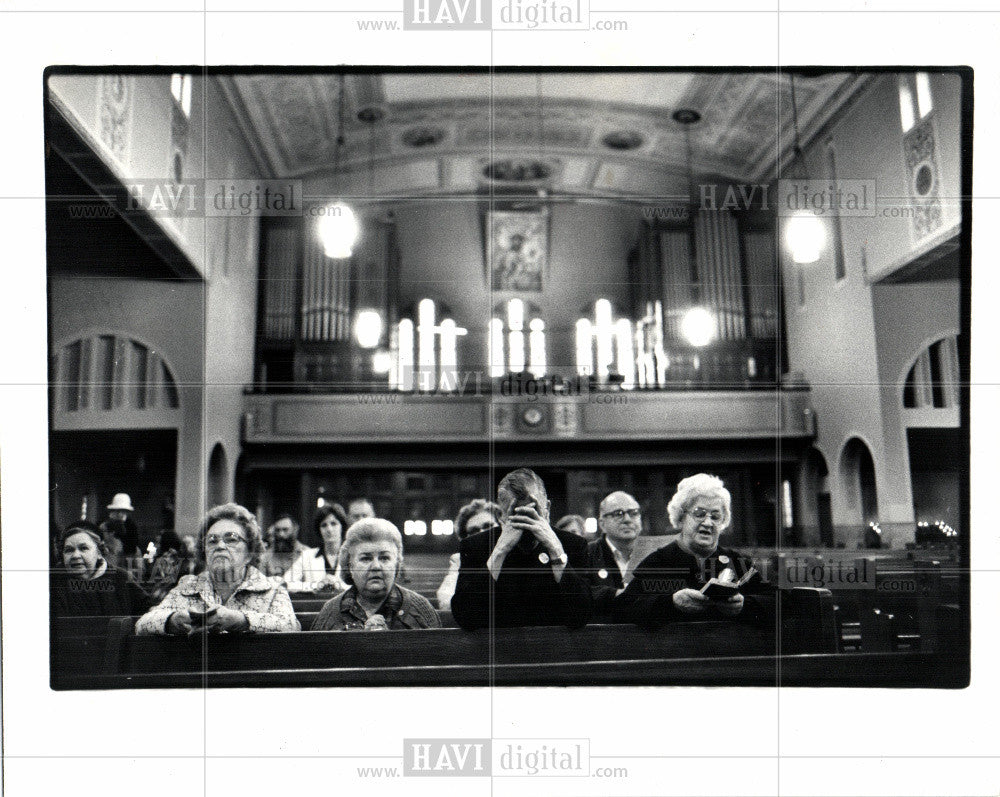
[542,550,569,567]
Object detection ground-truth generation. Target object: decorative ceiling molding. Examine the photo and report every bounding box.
[220,72,873,193]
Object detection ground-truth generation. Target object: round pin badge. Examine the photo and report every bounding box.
[718,555,730,564]
[538,552,550,564]
[598,568,609,580]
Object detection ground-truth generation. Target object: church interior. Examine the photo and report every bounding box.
[45,67,969,688]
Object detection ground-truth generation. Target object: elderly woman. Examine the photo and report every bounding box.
[283,503,349,593]
[614,474,767,627]
[311,518,440,631]
[436,500,501,611]
[135,503,300,635]
[50,521,151,617]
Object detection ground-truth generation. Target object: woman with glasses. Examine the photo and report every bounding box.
[135,503,300,635]
[436,500,501,611]
[614,474,764,628]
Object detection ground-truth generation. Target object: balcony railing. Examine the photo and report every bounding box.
[250,338,784,395]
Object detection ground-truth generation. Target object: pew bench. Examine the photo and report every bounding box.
[54,588,838,689]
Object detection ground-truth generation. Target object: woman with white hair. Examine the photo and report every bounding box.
[614,474,765,627]
[311,518,441,631]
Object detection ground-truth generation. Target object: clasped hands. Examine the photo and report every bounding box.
[166,605,250,635]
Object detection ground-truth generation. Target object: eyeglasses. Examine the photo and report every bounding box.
[687,508,724,523]
[602,508,641,521]
[204,531,248,547]
[465,522,500,536]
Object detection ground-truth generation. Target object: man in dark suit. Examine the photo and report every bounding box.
[450,468,592,631]
[586,491,642,620]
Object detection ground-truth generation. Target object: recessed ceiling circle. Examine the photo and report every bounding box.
[601,130,644,150]
[402,126,446,147]
[672,108,702,125]
[357,105,386,123]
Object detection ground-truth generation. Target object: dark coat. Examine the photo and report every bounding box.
[613,541,772,628]
[100,517,140,558]
[50,566,150,618]
[311,585,441,631]
[585,536,627,619]
[451,526,593,630]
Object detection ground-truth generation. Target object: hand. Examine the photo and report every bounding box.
[364,614,389,631]
[714,593,744,617]
[672,588,711,615]
[491,522,524,557]
[316,573,347,592]
[202,606,249,633]
[508,504,562,558]
[166,610,194,635]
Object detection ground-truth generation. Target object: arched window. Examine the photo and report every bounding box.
[53,334,179,415]
[839,437,878,524]
[903,335,959,410]
[207,443,229,506]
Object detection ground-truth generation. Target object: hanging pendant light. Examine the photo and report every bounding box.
[783,74,825,265]
[318,202,359,259]
[318,74,359,259]
[673,108,716,348]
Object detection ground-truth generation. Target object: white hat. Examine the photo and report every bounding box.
[107,493,135,512]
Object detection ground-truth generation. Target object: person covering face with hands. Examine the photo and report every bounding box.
[450,468,592,630]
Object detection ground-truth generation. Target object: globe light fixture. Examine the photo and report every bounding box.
[354,309,383,349]
[785,210,826,264]
[318,202,359,259]
[681,306,715,347]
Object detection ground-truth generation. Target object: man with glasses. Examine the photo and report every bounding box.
[451,468,592,630]
[614,474,767,627]
[586,491,642,620]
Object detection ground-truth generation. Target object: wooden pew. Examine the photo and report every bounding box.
[856,561,944,653]
[773,555,956,653]
[55,588,842,689]
[60,651,965,689]
[51,607,456,680]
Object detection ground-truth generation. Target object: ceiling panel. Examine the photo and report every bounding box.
[223,71,871,193]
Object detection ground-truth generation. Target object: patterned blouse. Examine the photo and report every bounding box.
[135,565,300,634]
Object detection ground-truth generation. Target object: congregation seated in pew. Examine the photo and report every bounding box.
[50,521,151,618]
[311,518,440,631]
[585,490,642,621]
[450,468,593,630]
[614,474,773,628]
[145,529,204,604]
[281,503,349,594]
[135,502,300,635]
[436,498,501,612]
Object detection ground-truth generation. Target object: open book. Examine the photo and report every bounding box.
[700,566,758,600]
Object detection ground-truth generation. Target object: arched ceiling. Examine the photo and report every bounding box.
[218,71,870,200]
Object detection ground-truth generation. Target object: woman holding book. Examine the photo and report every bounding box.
[613,473,767,628]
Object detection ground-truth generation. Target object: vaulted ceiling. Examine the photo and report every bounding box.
[219,70,870,200]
